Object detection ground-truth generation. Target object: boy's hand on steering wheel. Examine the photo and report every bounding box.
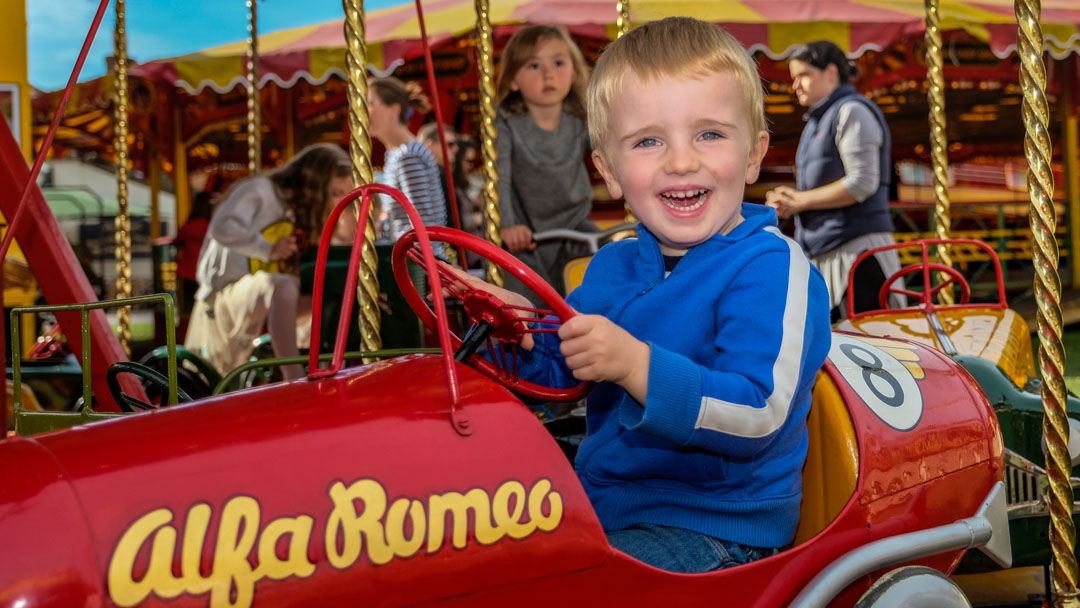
[437,264,538,350]
[558,314,649,402]
[501,225,536,252]
[440,264,534,308]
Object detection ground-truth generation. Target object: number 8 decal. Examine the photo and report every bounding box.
[829,334,923,431]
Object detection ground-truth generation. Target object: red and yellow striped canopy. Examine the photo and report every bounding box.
[135,0,1080,94]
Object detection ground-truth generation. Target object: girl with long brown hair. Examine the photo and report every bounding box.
[186,143,353,380]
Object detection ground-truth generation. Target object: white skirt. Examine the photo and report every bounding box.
[185,271,305,375]
[811,232,905,319]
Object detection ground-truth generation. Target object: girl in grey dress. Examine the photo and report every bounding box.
[495,25,597,295]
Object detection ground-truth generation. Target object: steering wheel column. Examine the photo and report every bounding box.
[393,226,590,402]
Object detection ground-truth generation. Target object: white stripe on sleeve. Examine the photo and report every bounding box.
[694,226,811,438]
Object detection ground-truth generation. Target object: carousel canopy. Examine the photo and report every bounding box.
[132,0,1080,95]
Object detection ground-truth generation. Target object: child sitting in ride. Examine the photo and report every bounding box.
[186,144,354,381]
[453,17,832,572]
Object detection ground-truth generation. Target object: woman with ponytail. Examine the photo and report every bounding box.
[369,77,447,256]
[765,40,902,321]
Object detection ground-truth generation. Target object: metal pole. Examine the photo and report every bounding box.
[1015,0,1078,604]
[616,0,630,37]
[246,0,262,174]
[475,0,503,286]
[617,0,637,224]
[342,0,382,352]
[113,0,132,354]
[1063,55,1079,288]
[924,0,953,304]
[172,104,190,226]
[285,87,296,160]
[149,143,161,239]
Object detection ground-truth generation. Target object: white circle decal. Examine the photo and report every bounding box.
[828,334,924,431]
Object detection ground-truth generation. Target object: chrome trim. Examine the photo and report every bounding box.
[925,311,958,356]
[790,482,1010,608]
[1003,449,1080,519]
[853,567,971,608]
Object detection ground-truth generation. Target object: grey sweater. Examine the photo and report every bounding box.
[194,176,289,302]
[496,108,593,232]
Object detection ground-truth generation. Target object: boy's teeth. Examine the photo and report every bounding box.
[668,189,704,199]
[661,189,707,210]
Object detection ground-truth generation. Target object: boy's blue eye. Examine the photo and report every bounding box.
[634,138,659,148]
[701,131,723,141]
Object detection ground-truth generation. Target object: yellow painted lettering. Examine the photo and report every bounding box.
[255,516,316,580]
[179,503,213,595]
[325,479,392,568]
[428,489,499,550]
[492,481,532,540]
[111,477,564,608]
[111,498,321,608]
[108,508,174,607]
[385,498,426,558]
[209,496,260,608]
[528,479,563,532]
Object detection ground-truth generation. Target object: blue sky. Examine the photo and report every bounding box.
[28,0,400,91]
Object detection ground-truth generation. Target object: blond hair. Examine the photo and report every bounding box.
[496,25,590,119]
[417,122,454,145]
[586,17,767,154]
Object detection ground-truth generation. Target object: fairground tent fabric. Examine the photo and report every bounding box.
[130,0,1080,94]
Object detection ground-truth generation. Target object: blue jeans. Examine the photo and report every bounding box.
[607,523,776,573]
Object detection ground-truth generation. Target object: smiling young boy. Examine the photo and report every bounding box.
[457,17,831,572]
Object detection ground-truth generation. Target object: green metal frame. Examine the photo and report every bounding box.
[11,293,177,436]
[213,348,441,395]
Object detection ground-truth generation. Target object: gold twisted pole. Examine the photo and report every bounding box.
[246,0,261,174]
[475,0,504,286]
[113,0,132,354]
[617,0,637,224]
[343,0,382,353]
[924,0,953,304]
[616,0,631,37]
[1016,0,1077,604]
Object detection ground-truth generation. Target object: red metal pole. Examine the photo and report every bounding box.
[0,120,136,411]
[0,0,144,411]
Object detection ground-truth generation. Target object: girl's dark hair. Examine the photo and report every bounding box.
[452,137,479,190]
[268,143,352,241]
[496,25,590,119]
[370,77,431,125]
[790,41,858,84]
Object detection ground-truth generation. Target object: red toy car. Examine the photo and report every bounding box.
[0,186,1011,607]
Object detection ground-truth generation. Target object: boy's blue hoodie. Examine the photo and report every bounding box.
[517,203,831,548]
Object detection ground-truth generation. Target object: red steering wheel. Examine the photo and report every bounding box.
[879,262,971,309]
[392,227,590,402]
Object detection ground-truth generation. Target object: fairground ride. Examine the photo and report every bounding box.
[2,0,1080,605]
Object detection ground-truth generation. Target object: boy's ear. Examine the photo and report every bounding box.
[591,150,623,200]
[744,130,770,185]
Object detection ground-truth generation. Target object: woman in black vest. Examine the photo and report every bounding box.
[765,40,902,322]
